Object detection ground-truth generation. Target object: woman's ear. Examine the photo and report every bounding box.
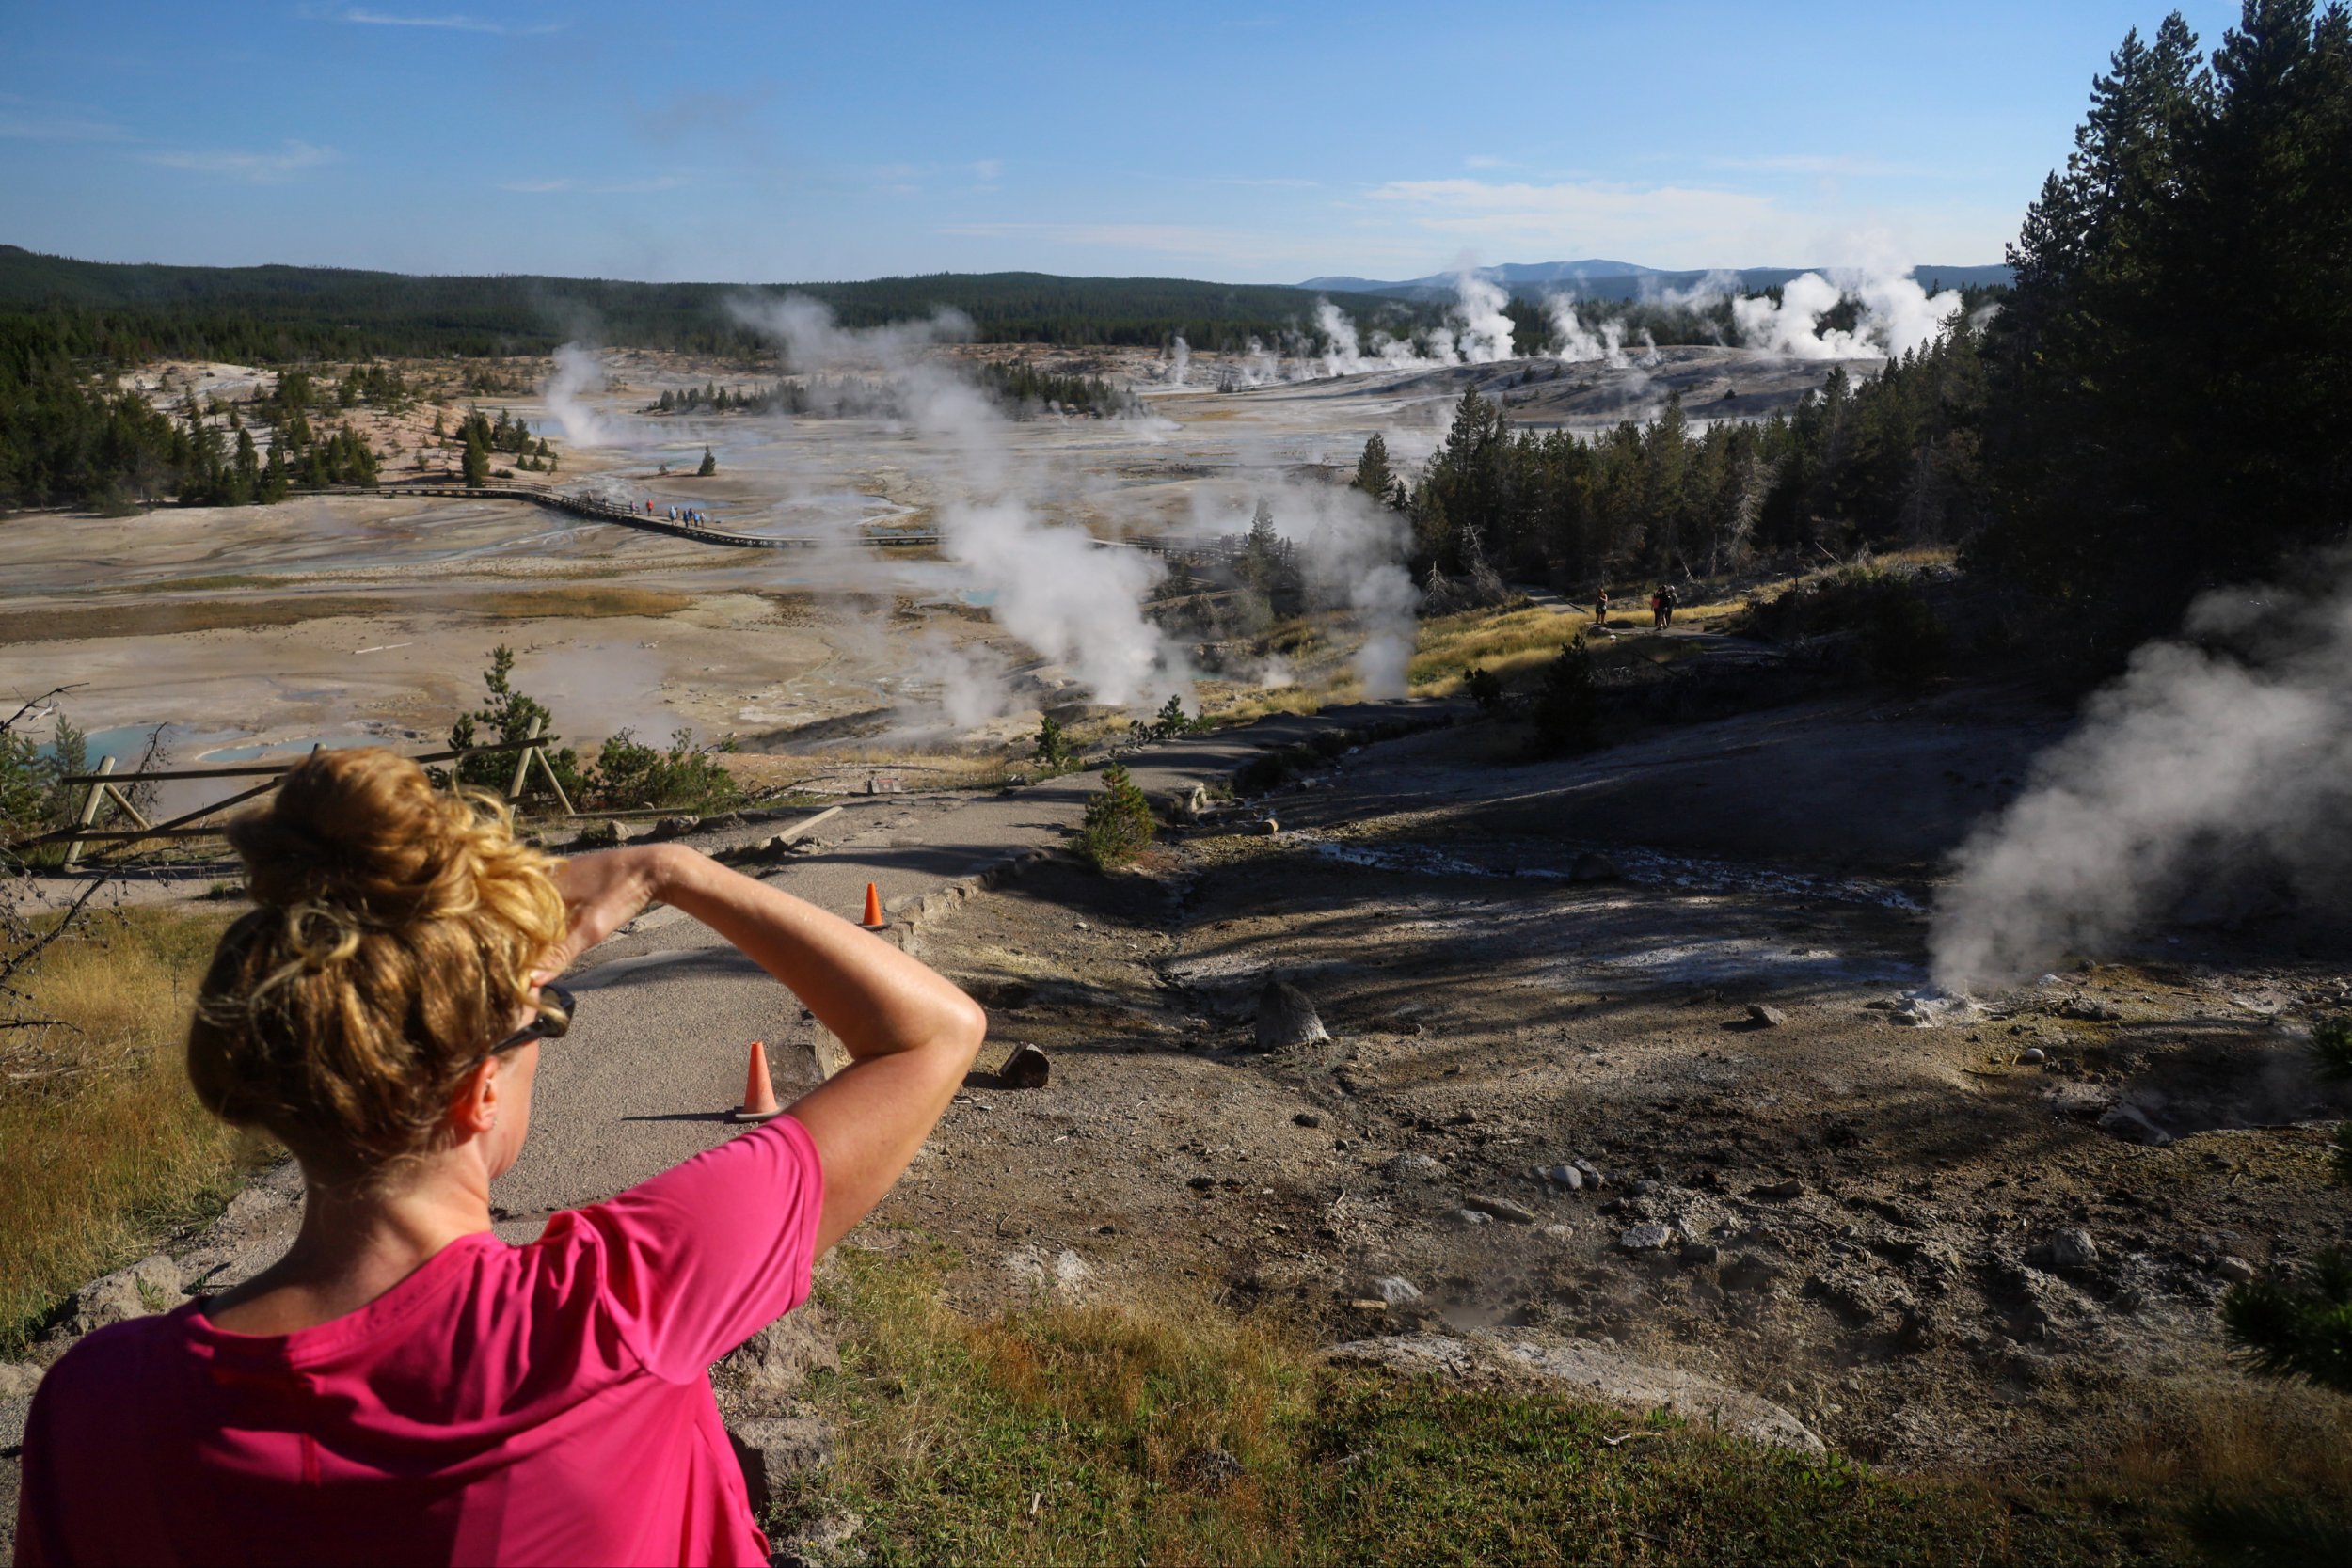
[449,1055,502,1137]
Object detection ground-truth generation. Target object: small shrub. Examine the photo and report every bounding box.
[1077,764,1155,870]
[1144,694,1204,741]
[1033,715,1074,772]
[1528,639,1602,756]
[585,727,741,813]
[1464,666,1505,714]
[1734,567,1947,687]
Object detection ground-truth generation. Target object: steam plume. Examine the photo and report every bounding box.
[1730,268,1962,360]
[726,293,1191,715]
[1930,558,2352,990]
[546,342,619,447]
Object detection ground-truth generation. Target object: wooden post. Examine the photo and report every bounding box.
[505,717,541,807]
[100,783,152,832]
[62,756,115,869]
[531,744,576,818]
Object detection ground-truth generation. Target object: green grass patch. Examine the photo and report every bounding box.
[0,905,273,1351]
[776,1243,2206,1567]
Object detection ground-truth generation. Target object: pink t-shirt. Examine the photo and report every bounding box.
[15,1114,825,1567]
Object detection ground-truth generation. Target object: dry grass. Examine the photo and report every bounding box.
[444,585,693,621]
[0,594,398,644]
[0,904,270,1351]
[781,1242,2221,1567]
[1410,605,1581,694]
[2107,1380,2352,1519]
[1,584,698,648]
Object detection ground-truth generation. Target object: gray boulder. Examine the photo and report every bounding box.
[719,1308,840,1407]
[1254,979,1330,1052]
[1160,784,1211,824]
[2036,1228,2101,1273]
[1619,1222,1676,1251]
[1466,1195,1537,1225]
[68,1255,184,1337]
[727,1417,834,1514]
[1382,1152,1448,1182]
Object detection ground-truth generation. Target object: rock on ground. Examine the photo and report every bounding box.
[1327,1331,1823,1452]
[726,1417,834,1515]
[1254,979,1330,1052]
[717,1307,840,1408]
[66,1255,184,1337]
[997,1042,1051,1089]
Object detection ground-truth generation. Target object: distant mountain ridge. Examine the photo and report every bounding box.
[1299,260,2013,302]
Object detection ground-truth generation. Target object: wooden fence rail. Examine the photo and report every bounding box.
[11,724,572,865]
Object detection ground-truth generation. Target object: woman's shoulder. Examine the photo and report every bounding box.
[27,1306,191,1421]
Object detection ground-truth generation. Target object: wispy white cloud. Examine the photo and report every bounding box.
[937,220,1326,266]
[1356,175,2008,273]
[143,140,337,182]
[1707,153,1927,177]
[499,174,689,194]
[1364,176,1794,259]
[1462,154,1509,170]
[0,92,133,143]
[307,6,565,35]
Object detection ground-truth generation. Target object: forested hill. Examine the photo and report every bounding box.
[0,248,1382,360]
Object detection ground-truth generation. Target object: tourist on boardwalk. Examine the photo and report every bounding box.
[15,749,986,1566]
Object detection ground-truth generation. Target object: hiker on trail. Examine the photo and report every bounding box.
[1594,589,1610,626]
[17,749,986,1567]
[1662,584,1679,627]
[1650,587,1666,629]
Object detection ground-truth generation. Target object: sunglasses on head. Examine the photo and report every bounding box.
[478,982,574,1066]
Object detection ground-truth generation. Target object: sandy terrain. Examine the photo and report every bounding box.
[873,697,2352,1476]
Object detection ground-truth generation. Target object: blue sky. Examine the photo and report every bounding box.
[2,1,2249,284]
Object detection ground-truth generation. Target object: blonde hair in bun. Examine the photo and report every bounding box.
[188,747,566,1179]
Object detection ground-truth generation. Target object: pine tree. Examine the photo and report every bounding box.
[259,443,290,504]
[1032,714,1073,771]
[462,425,490,486]
[1353,433,1395,505]
[1077,763,1156,870]
[697,445,716,477]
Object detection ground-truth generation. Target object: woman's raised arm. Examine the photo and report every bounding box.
[547,845,986,1253]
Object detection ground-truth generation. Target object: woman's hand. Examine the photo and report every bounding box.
[533,845,686,982]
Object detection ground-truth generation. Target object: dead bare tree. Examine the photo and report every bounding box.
[0,684,115,1041]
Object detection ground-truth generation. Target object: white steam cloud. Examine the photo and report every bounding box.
[726,293,1192,716]
[546,342,620,448]
[1444,269,1518,364]
[1930,558,2352,991]
[1730,269,1963,360]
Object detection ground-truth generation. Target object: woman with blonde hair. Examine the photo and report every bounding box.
[15,748,986,1566]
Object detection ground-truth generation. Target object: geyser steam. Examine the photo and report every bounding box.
[546,342,619,448]
[1730,269,1963,360]
[1929,557,2352,990]
[726,293,1193,714]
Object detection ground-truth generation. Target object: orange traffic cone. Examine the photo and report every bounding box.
[860,881,886,930]
[731,1040,783,1123]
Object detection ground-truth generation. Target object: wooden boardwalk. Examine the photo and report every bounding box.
[359,481,1235,559]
